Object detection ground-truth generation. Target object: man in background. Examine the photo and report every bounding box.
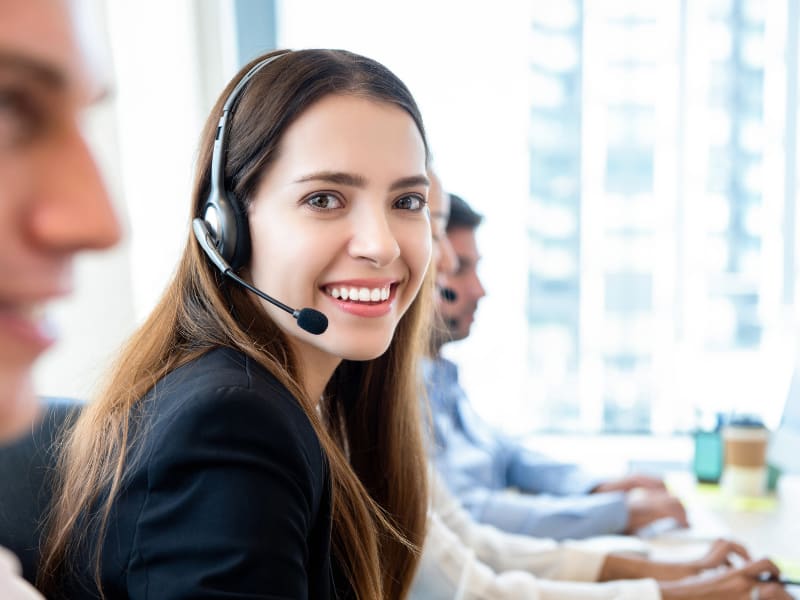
[427,192,688,539]
[0,0,121,595]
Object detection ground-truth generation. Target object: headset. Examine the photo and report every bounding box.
[199,53,285,270]
[192,52,328,335]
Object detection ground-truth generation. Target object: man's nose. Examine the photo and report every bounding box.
[28,121,121,253]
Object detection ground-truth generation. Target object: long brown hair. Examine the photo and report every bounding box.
[39,49,432,599]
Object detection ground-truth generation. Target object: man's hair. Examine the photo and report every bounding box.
[447,193,483,231]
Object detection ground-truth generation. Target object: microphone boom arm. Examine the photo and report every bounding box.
[192,218,328,334]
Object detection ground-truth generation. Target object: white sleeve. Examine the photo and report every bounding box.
[0,547,44,600]
[415,511,661,600]
[432,469,603,580]
[411,472,662,600]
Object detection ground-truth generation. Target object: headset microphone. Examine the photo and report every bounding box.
[193,219,328,335]
[438,286,458,303]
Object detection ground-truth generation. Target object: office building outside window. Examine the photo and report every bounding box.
[527,0,794,433]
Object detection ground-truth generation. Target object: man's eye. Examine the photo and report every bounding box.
[0,90,44,148]
[306,193,343,210]
[394,194,426,211]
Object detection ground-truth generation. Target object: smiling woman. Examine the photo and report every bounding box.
[39,49,434,600]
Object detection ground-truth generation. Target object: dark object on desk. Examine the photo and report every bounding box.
[758,572,800,586]
[0,398,80,584]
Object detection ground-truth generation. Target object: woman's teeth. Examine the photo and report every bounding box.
[326,286,390,302]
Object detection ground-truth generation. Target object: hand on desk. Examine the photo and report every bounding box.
[592,473,690,533]
[600,539,791,599]
[659,557,792,600]
[624,488,689,534]
[691,539,752,573]
[599,538,747,581]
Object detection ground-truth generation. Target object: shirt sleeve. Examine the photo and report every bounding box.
[425,358,631,539]
[126,385,324,599]
[412,500,661,600]
[461,485,630,540]
[430,471,607,579]
[504,442,606,496]
[0,547,44,600]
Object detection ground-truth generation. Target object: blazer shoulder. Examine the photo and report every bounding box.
[100,349,334,599]
[135,347,325,481]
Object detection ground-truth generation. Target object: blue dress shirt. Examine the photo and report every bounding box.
[423,356,630,539]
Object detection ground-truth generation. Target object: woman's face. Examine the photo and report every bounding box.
[248,93,431,369]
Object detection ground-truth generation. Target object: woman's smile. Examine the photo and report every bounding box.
[321,278,400,318]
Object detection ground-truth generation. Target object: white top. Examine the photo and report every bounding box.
[411,471,662,600]
[0,547,44,599]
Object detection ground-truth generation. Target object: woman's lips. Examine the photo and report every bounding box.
[322,283,398,318]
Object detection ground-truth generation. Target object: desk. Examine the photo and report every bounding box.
[652,472,800,574]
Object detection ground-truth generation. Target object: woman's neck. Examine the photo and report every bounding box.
[289,342,341,404]
[0,372,42,442]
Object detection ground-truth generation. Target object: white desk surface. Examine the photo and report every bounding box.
[648,471,800,596]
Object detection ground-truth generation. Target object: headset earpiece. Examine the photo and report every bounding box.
[200,188,251,271]
[198,52,285,271]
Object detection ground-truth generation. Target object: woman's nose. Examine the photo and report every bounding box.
[347,206,401,267]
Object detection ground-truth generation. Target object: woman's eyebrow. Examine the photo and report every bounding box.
[294,172,430,191]
[390,175,429,191]
[294,171,367,187]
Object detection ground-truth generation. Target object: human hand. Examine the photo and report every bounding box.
[594,473,668,493]
[625,489,689,533]
[688,538,751,572]
[627,539,751,582]
[659,558,792,599]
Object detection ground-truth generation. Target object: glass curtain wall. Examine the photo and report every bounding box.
[527,0,792,433]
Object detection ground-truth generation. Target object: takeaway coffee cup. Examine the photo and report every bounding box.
[720,423,769,496]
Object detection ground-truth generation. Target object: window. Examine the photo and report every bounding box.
[524,0,795,433]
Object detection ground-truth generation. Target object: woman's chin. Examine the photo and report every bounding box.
[334,339,393,362]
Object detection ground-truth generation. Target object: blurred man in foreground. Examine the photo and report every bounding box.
[0,0,120,595]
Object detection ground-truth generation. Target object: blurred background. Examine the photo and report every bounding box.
[41,0,800,453]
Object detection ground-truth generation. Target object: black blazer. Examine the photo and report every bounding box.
[63,347,344,599]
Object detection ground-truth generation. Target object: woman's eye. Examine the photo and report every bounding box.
[394,194,426,211]
[306,193,343,210]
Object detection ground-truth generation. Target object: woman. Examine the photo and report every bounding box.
[39,49,433,599]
